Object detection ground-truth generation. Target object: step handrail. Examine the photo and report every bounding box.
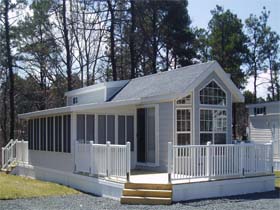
[1,139,18,170]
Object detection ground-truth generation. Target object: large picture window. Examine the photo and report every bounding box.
[200,81,226,105]
[200,109,227,144]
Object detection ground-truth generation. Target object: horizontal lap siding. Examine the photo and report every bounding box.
[250,118,273,143]
[159,102,173,171]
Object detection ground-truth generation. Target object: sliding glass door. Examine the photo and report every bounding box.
[137,107,156,164]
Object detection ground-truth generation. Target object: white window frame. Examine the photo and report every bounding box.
[199,79,227,107]
[174,94,192,145]
[199,108,227,144]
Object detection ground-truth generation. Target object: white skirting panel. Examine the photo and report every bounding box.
[173,175,275,202]
[13,164,124,200]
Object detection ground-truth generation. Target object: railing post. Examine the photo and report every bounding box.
[74,141,78,172]
[89,141,94,175]
[269,141,273,173]
[126,141,131,182]
[106,141,111,178]
[168,142,172,183]
[240,142,245,176]
[206,141,211,179]
[1,147,4,168]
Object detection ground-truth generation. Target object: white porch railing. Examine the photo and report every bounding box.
[168,142,273,182]
[75,141,131,180]
[1,139,29,170]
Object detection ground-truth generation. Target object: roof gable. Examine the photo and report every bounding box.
[111,61,244,103]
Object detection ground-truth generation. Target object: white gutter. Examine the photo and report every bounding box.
[18,98,141,119]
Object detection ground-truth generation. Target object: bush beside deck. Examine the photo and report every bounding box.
[0,173,79,200]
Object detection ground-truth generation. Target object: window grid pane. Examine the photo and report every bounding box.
[200,81,226,105]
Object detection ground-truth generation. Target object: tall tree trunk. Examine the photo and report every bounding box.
[166,47,169,71]
[4,0,15,140]
[151,3,157,74]
[1,72,8,145]
[62,0,72,91]
[129,0,136,79]
[269,60,275,100]
[253,61,257,103]
[107,0,117,81]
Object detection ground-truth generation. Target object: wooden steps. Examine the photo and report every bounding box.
[121,183,172,205]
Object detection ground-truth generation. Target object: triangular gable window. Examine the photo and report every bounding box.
[200,81,226,106]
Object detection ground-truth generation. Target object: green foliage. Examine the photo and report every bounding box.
[208,5,248,89]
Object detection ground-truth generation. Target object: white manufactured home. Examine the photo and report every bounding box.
[2,61,275,205]
[247,101,280,171]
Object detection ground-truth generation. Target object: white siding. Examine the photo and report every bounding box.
[158,102,174,170]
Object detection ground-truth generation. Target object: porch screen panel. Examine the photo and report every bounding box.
[98,115,106,144]
[55,116,62,152]
[126,116,134,151]
[40,118,46,151]
[47,117,54,151]
[77,115,85,142]
[34,119,39,150]
[63,115,71,153]
[118,116,125,145]
[28,119,33,150]
[86,115,95,143]
[107,115,115,144]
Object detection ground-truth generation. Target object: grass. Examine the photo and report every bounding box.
[0,172,79,200]
[275,171,280,189]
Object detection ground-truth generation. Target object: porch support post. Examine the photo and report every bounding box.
[206,141,211,179]
[269,141,273,173]
[89,141,94,175]
[71,113,77,172]
[168,142,173,183]
[240,141,245,176]
[126,141,131,182]
[106,141,111,177]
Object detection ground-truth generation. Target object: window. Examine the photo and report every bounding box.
[98,115,106,144]
[72,97,78,105]
[118,116,125,145]
[254,107,266,115]
[118,115,134,151]
[176,95,191,106]
[40,118,46,151]
[86,115,95,142]
[200,81,226,105]
[27,115,71,153]
[77,115,85,142]
[176,109,191,145]
[47,117,54,151]
[63,115,71,153]
[28,119,33,150]
[107,115,115,144]
[126,116,134,151]
[200,109,227,144]
[175,95,192,145]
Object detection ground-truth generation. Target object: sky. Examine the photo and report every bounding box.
[188,0,280,98]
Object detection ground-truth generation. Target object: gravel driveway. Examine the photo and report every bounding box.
[0,190,279,210]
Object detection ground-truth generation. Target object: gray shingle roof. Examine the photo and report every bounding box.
[111,61,215,101]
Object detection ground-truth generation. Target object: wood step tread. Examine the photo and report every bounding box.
[125,183,172,190]
[121,196,171,200]
[123,189,172,197]
[120,196,172,205]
